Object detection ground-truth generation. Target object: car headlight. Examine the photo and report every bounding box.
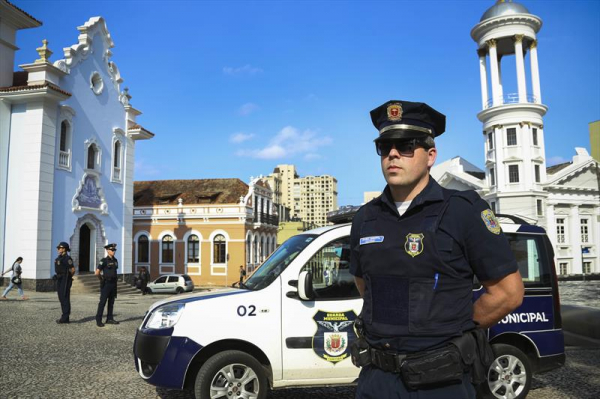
[145,303,185,329]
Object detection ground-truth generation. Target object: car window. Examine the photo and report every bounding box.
[155,276,167,284]
[506,233,551,287]
[183,275,192,282]
[167,276,179,283]
[301,236,360,300]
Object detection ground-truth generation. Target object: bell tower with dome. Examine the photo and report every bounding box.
[471,0,547,222]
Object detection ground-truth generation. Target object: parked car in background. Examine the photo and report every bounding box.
[146,274,194,294]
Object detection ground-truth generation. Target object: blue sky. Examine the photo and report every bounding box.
[11,0,600,206]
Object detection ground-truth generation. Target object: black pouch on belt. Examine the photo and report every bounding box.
[350,337,372,368]
[400,345,465,390]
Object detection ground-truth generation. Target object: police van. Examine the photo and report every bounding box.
[133,212,564,399]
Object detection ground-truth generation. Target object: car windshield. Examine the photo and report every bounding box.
[244,234,317,291]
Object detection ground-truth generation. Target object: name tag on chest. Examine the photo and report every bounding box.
[360,236,384,245]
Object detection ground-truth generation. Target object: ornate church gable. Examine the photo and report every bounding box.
[545,160,599,192]
[53,16,126,104]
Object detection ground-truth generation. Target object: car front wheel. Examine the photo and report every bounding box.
[481,343,532,399]
[194,350,267,399]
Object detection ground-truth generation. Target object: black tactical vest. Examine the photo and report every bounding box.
[357,190,476,341]
[102,257,118,279]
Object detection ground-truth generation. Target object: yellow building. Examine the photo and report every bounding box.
[276,221,317,245]
[133,178,277,287]
[590,120,600,162]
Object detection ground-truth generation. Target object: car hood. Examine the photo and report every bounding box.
[148,288,248,312]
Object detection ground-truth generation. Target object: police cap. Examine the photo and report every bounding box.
[104,243,117,251]
[57,242,70,251]
[370,100,446,142]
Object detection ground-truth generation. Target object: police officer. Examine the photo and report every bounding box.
[95,243,120,327]
[349,100,525,398]
[55,242,75,324]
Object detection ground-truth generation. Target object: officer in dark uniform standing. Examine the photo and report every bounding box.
[55,242,75,324]
[349,100,525,398]
[95,243,120,327]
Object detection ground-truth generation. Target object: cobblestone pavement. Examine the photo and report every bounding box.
[0,291,598,399]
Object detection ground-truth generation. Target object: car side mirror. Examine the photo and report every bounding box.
[297,271,315,301]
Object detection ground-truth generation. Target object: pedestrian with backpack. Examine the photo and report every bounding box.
[1,257,28,300]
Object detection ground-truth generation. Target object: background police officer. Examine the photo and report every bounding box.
[349,100,525,398]
[95,243,120,327]
[55,242,75,324]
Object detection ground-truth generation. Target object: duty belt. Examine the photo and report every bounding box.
[370,347,407,373]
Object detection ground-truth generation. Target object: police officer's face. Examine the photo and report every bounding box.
[57,247,66,255]
[380,141,437,192]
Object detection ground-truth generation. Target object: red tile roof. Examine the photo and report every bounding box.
[0,82,71,97]
[134,179,249,206]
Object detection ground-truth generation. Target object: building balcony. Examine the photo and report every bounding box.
[485,93,538,109]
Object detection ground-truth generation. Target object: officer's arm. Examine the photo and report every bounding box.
[354,277,365,298]
[473,271,524,329]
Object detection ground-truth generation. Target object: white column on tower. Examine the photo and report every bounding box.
[478,49,489,109]
[487,39,501,107]
[530,40,542,104]
[514,34,527,103]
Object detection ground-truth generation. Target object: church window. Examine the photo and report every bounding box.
[87,144,97,169]
[490,168,496,186]
[187,235,199,263]
[491,201,496,213]
[508,165,519,183]
[556,218,566,243]
[213,234,226,264]
[161,235,174,263]
[138,235,149,263]
[581,219,589,243]
[532,128,538,146]
[506,128,517,146]
[488,132,494,150]
[537,200,543,216]
[58,121,71,170]
[90,72,104,95]
[534,165,541,183]
[112,139,122,182]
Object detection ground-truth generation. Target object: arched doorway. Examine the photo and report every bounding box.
[79,224,91,272]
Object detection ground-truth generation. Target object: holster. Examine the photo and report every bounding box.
[100,278,105,289]
[401,345,465,390]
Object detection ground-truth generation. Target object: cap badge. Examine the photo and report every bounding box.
[387,103,403,121]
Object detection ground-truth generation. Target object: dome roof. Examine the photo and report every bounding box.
[480,1,530,22]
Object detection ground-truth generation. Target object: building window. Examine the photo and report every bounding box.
[58,121,71,169]
[537,200,543,216]
[491,201,496,213]
[488,132,494,150]
[508,165,519,183]
[138,235,149,263]
[534,165,541,183]
[213,234,226,264]
[87,144,97,170]
[581,219,589,243]
[507,128,517,146]
[532,128,538,146]
[583,262,592,274]
[556,218,566,244]
[161,235,174,263]
[490,167,496,186]
[187,235,199,263]
[112,140,122,182]
[559,262,568,275]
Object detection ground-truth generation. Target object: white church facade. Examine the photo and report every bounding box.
[431,1,599,277]
[0,1,154,290]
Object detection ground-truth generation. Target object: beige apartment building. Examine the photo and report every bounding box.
[269,164,338,227]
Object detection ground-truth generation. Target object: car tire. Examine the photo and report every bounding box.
[194,350,268,399]
[176,287,184,294]
[480,343,532,399]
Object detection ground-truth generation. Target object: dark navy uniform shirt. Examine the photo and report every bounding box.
[98,256,118,280]
[350,177,518,351]
[55,254,74,275]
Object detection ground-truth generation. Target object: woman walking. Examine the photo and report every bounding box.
[1,257,28,300]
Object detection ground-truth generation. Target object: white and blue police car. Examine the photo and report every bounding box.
[133,209,564,399]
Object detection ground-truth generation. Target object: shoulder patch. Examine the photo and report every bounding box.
[68,259,73,265]
[481,209,502,235]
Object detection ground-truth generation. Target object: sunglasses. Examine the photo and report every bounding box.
[376,139,426,157]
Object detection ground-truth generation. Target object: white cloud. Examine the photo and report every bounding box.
[223,65,263,76]
[230,132,255,144]
[238,103,260,116]
[304,153,322,161]
[238,126,332,160]
[547,156,569,166]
